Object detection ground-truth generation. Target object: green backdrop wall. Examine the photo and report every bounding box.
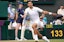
[0,1,8,20]
[1,21,64,40]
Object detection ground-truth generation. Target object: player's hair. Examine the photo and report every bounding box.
[8,2,12,7]
[27,1,33,3]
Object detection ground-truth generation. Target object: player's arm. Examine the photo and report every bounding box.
[8,7,11,20]
[15,11,18,21]
[8,13,10,20]
[37,7,57,16]
[22,9,28,25]
[23,12,27,18]
[23,9,28,18]
[42,10,57,16]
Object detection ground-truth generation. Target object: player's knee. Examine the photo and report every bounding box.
[15,23,21,29]
[32,23,37,29]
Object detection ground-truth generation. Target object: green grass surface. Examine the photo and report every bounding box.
[0,39,64,42]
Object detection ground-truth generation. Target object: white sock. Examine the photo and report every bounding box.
[33,34,39,41]
[29,27,38,41]
[30,27,34,39]
[21,26,26,39]
[15,37,18,38]
[42,36,50,42]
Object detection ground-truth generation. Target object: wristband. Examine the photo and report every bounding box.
[20,14,23,17]
[49,12,53,15]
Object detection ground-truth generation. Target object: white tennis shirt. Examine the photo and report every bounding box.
[25,6,43,22]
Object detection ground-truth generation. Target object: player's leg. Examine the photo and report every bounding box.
[20,19,27,40]
[37,30,50,42]
[32,23,42,39]
[32,21,50,42]
[37,21,50,42]
[8,22,12,29]
[20,24,26,40]
[8,19,14,29]
[32,23,39,42]
[15,17,23,40]
[36,30,50,42]
[28,26,35,40]
[15,23,21,40]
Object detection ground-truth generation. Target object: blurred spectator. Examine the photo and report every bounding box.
[15,2,27,40]
[53,15,63,25]
[40,14,47,25]
[57,6,64,19]
[54,19,62,25]
[57,6,64,24]
[8,3,15,29]
[57,6,64,14]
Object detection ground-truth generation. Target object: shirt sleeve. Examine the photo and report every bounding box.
[36,7,43,13]
[8,7,11,13]
[8,7,13,14]
[57,9,61,14]
[24,8,28,15]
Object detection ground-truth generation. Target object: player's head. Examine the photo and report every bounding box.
[8,3,12,7]
[18,2,23,9]
[27,1,33,8]
[60,6,64,9]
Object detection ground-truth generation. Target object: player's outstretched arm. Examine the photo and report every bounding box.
[42,10,57,16]
[37,7,57,16]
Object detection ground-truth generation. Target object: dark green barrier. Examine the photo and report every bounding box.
[1,21,64,40]
[6,28,64,40]
[8,30,15,40]
[8,30,33,40]
[1,20,9,40]
[45,24,64,39]
[0,1,8,20]
[1,26,8,40]
[45,28,64,39]
[7,29,46,40]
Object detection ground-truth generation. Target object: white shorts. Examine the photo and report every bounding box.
[30,20,44,28]
[22,19,44,30]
